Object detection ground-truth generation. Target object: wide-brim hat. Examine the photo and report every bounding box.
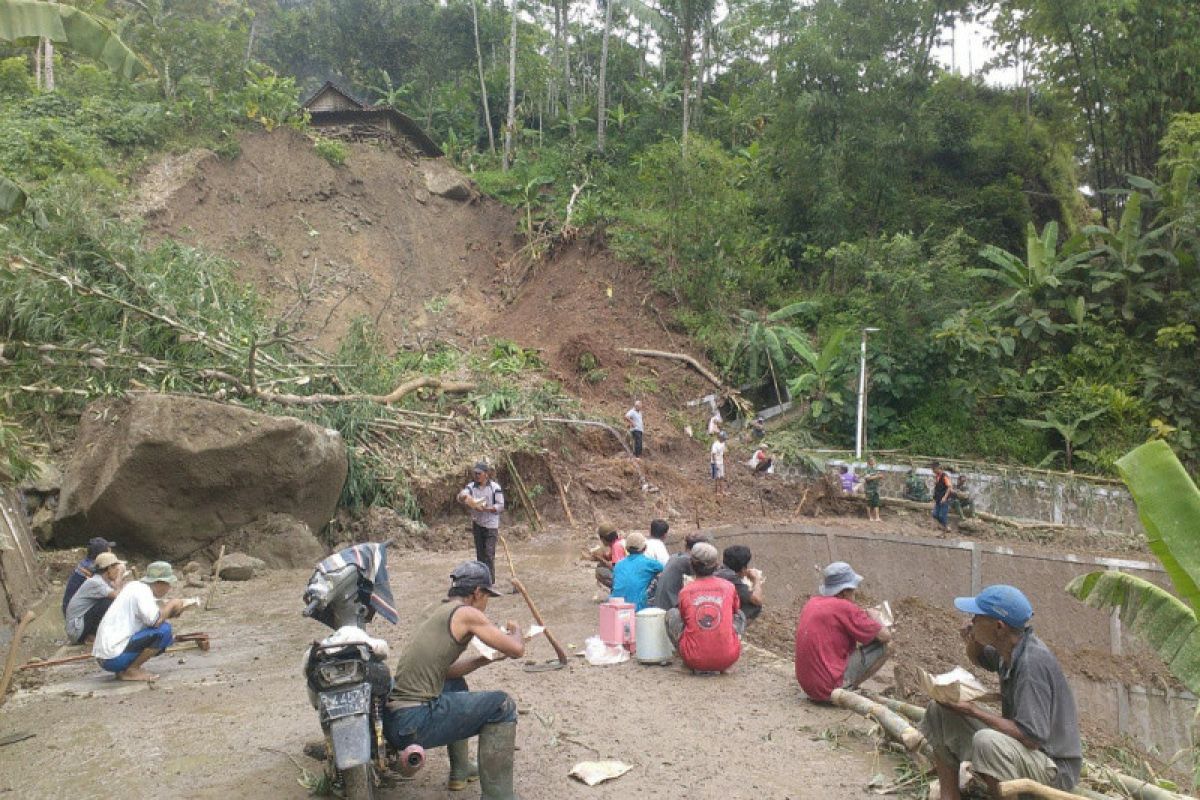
[140,561,178,585]
[819,561,863,596]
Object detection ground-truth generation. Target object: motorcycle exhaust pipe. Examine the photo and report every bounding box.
[397,744,425,777]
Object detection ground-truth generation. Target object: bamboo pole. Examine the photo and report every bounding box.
[505,456,543,531]
[997,779,1095,800]
[829,688,932,757]
[548,465,576,528]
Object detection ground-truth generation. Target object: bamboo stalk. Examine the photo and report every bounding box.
[505,456,542,531]
[548,466,576,528]
[829,688,932,757]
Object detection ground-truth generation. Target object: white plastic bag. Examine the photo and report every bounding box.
[583,635,629,666]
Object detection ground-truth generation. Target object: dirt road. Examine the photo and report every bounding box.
[1,534,902,799]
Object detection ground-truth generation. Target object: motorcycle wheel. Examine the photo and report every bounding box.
[341,764,375,800]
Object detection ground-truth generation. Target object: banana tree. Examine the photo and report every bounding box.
[1083,191,1176,321]
[1066,440,1200,785]
[788,327,850,426]
[0,0,146,81]
[971,221,1096,341]
[729,301,816,404]
[1018,408,1105,470]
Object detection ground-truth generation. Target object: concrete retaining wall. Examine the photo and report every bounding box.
[705,524,1195,758]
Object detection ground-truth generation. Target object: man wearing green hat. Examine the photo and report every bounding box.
[921,584,1081,799]
[93,561,193,681]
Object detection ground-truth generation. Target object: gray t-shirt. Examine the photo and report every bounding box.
[979,632,1082,789]
[64,574,114,643]
[625,408,643,432]
[651,552,693,610]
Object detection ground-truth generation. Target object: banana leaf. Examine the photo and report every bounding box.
[1065,570,1200,695]
[0,0,145,80]
[1115,440,1200,614]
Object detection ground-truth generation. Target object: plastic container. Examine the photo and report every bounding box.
[635,608,672,664]
[599,598,636,650]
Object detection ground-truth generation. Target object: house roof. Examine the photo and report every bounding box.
[301,80,443,157]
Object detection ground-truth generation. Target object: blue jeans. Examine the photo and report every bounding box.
[932,499,950,527]
[98,622,174,673]
[383,678,517,750]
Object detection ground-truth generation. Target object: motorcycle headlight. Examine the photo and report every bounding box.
[316,660,365,688]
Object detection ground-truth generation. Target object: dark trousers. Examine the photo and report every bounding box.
[472,523,498,582]
[79,598,112,642]
[631,430,643,457]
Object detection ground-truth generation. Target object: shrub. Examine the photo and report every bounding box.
[313,137,348,167]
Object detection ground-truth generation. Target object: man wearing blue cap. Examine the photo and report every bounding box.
[921,584,1081,799]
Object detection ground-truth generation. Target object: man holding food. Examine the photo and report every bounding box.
[458,461,505,583]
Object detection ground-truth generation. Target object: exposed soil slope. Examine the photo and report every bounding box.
[146,129,517,352]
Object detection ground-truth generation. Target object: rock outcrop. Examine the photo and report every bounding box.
[54,394,346,560]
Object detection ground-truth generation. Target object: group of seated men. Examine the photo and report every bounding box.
[60,537,193,682]
[587,521,764,674]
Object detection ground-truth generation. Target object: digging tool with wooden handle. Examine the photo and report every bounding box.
[0,611,36,709]
[499,535,568,664]
[509,578,569,665]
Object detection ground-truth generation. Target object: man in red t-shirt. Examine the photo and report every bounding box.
[794,561,893,701]
[666,542,743,673]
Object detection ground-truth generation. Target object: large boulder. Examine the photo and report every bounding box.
[420,162,474,201]
[220,513,326,569]
[218,553,266,581]
[54,394,346,560]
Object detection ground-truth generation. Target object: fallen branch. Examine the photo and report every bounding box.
[997,779,1096,800]
[253,377,476,407]
[617,347,724,390]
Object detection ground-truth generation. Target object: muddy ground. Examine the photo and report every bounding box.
[4,534,906,800]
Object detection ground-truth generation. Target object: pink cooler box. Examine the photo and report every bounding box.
[599,598,636,651]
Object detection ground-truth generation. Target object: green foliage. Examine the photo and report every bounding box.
[0,55,31,99]
[486,339,544,375]
[313,137,348,167]
[237,68,304,132]
[0,0,147,80]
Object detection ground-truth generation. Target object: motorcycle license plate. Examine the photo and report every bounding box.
[320,684,370,720]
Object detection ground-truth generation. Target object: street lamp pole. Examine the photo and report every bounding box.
[855,327,880,460]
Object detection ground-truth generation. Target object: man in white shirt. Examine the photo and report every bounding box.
[64,552,126,644]
[458,462,505,583]
[710,432,728,495]
[624,400,644,457]
[644,519,670,565]
[707,410,723,437]
[93,561,191,681]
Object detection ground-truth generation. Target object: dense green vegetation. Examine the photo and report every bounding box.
[2,0,1199,480]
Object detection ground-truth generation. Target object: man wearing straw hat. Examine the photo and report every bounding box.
[93,561,192,681]
[794,561,893,702]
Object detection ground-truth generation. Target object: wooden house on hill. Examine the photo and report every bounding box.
[302,81,443,158]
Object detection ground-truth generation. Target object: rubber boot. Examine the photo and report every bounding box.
[446,738,479,791]
[477,722,518,800]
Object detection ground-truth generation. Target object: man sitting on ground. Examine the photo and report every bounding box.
[383,561,524,797]
[93,561,192,681]
[921,585,1081,799]
[584,523,626,590]
[650,532,713,611]
[64,552,126,645]
[62,537,114,615]
[668,543,743,674]
[609,532,663,610]
[794,561,893,702]
[644,519,670,565]
[714,545,764,623]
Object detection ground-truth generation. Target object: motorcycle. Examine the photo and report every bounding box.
[301,543,405,799]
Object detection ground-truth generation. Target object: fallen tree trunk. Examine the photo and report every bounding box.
[997,778,1096,800]
[829,688,931,757]
[251,377,476,407]
[842,493,1071,532]
[617,347,724,390]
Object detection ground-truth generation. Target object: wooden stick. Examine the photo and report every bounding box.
[616,347,724,389]
[0,611,36,708]
[505,456,543,530]
[19,633,211,671]
[997,779,1094,799]
[548,466,576,528]
[205,546,226,611]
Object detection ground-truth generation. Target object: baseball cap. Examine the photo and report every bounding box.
[689,542,720,568]
[472,461,490,474]
[819,561,863,596]
[624,531,647,552]
[141,561,178,585]
[954,585,1033,628]
[450,560,502,597]
[93,553,125,571]
[87,537,115,559]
